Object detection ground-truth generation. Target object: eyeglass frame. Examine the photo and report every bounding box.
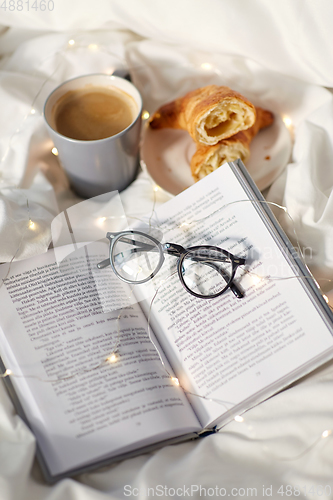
[97,230,246,299]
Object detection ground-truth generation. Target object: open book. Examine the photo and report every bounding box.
[0,160,332,482]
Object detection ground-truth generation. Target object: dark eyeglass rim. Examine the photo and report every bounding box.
[176,245,244,299]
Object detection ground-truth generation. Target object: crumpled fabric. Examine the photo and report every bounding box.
[1,0,333,86]
[0,3,333,499]
[0,175,58,261]
[1,30,333,290]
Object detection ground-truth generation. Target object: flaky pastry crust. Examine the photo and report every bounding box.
[191,107,274,181]
[149,85,256,145]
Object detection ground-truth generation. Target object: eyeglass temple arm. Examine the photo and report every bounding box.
[97,259,111,269]
[230,280,244,299]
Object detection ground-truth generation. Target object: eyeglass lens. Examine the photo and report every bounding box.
[181,248,233,297]
[112,233,161,282]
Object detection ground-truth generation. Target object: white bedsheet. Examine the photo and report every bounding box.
[0,2,333,499]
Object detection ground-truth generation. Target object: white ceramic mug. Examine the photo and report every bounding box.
[44,74,142,198]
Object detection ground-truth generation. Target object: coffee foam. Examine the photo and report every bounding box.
[53,85,138,141]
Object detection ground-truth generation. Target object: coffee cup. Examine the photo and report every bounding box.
[44,74,142,198]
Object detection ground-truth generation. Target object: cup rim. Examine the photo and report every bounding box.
[43,73,143,144]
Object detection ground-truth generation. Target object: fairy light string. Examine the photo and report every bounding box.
[0,310,123,383]
[145,272,239,415]
[0,37,331,463]
[262,428,333,462]
[0,35,142,284]
[0,42,68,170]
[0,34,329,296]
[0,34,131,185]
[2,186,332,457]
[143,247,333,459]
[0,197,36,288]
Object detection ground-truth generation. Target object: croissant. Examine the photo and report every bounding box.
[149,85,256,145]
[191,107,274,182]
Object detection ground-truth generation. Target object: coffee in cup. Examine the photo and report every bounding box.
[53,86,138,141]
[44,74,142,199]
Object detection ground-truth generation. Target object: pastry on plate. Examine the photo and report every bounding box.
[191,107,274,182]
[149,85,256,145]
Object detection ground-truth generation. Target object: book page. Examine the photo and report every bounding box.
[138,163,333,428]
[0,246,201,478]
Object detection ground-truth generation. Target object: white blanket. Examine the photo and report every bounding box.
[0,2,333,499]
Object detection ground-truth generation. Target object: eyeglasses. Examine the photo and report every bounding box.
[97,230,246,299]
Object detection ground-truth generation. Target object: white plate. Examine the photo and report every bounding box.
[140,114,292,196]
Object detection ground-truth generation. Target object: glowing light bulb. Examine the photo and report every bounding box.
[98,217,107,223]
[28,220,35,230]
[68,39,75,46]
[251,274,262,286]
[171,377,180,386]
[153,185,160,192]
[234,415,244,423]
[142,110,150,120]
[283,116,292,128]
[4,369,12,376]
[201,62,213,70]
[51,147,58,156]
[322,429,332,438]
[30,108,36,115]
[107,354,117,363]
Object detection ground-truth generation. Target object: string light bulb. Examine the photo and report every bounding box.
[251,273,263,286]
[234,415,244,422]
[283,116,292,128]
[0,37,331,466]
[107,353,117,363]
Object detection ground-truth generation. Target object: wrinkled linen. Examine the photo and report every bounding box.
[0,2,333,499]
